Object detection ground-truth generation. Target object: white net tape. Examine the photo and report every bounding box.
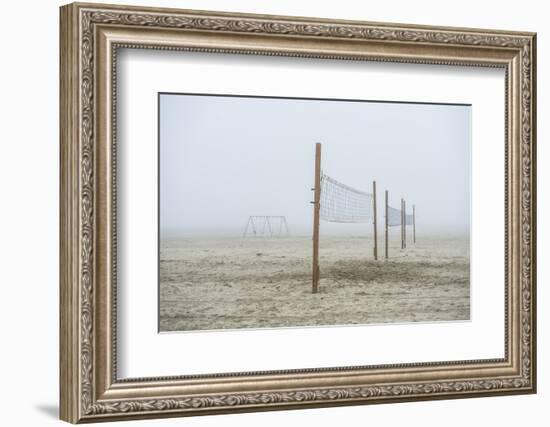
[319,172,374,223]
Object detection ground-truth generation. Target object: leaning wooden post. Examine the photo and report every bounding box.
[384,190,389,259]
[312,143,322,293]
[372,180,378,260]
[413,204,416,244]
[403,200,407,249]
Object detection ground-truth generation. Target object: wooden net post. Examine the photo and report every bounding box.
[400,199,404,249]
[312,143,322,293]
[385,190,389,259]
[403,199,407,249]
[413,204,416,244]
[373,180,378,260]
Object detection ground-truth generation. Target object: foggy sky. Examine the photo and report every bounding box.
[160,94,470,237]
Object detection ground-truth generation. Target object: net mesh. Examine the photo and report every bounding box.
[405,213,414,226]
[319,172,374,223]
[387,205,402,227]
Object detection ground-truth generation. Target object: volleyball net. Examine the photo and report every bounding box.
[319,172,374,224]
[311,142,415,293]
[387,205,402,227]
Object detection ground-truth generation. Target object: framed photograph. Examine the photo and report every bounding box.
[60,2,537,423]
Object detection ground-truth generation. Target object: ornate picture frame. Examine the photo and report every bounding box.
[60,2,536,423]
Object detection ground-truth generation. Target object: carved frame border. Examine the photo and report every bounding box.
[60,2,536,423]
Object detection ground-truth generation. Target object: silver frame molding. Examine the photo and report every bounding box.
[60,2,536,423]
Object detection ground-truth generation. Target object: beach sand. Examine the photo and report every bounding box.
[159,234,470,332]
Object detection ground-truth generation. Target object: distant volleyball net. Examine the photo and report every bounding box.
[319,173,374,224]
[386,205,402,227]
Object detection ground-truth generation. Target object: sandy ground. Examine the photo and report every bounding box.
[159,234,470,332]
